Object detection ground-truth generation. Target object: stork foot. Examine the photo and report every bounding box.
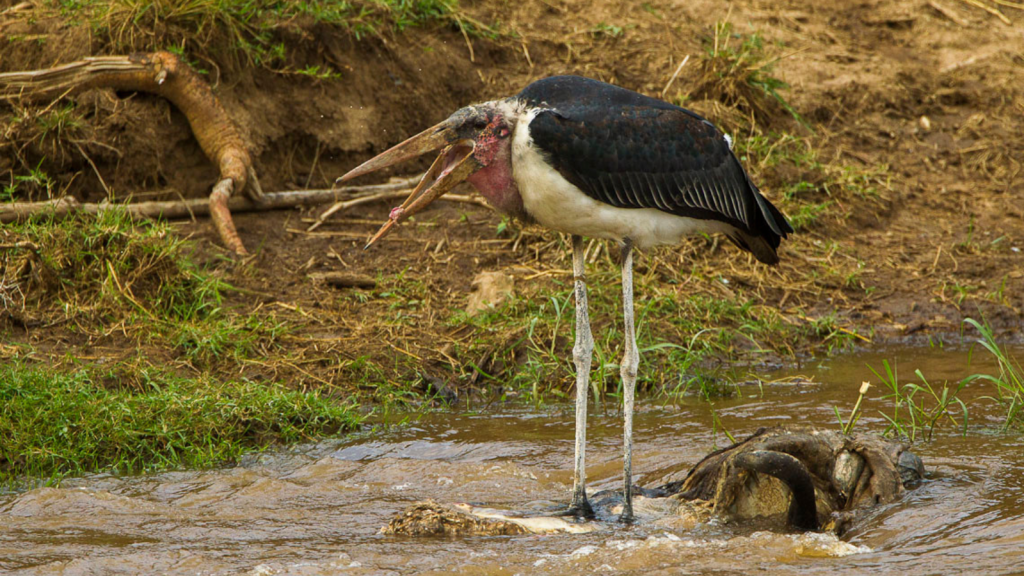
[561,501,595,520]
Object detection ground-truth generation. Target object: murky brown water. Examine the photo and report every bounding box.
[3,345,1024,575]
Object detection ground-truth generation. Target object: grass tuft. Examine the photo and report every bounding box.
[964,317,1024,430]
[683,20,807,130]
[1,208,285,369]
[870,358,969,441]
[4,208,221,323]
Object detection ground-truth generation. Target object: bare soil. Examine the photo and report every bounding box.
[2,0,1022,393]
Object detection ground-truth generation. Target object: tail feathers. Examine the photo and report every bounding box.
[755,190,795,237]
[725,228,781,265]
[729,154,793,264]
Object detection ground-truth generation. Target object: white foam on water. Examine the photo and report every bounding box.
[570,545,598,558]
[792,532,872,558]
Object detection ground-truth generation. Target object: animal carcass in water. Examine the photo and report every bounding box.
[383,427,923,536]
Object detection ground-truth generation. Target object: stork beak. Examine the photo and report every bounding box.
[337,119,483,249]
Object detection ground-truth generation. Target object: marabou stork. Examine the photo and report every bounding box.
[339,75,793,522]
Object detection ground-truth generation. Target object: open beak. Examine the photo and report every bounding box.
[337,119,483,249]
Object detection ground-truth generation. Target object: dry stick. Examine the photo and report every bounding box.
[927,0,971,24]
[991,0,1024,9]
[958,0,1012,22]
[0,2,31,17]
[0,52,261,254]
[305,176,423,231]
[0,188,372,223]
[72,142,112,199]
[459,21,476,63]
[307,178,490,231]
[660,54,690,100]
[0,187,491,223]
[307,272,376,289]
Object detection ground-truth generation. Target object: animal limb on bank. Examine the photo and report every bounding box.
[0,52,262,254]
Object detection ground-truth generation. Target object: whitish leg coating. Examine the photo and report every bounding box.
[569,234,594,518]
[619,239,639,522]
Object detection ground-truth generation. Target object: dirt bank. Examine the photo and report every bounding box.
[2,0,1022,398]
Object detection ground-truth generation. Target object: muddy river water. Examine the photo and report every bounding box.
[2,345,1024,575]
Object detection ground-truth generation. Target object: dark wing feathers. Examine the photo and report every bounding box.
[518,75,793,264]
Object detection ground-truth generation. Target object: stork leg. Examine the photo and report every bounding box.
[568,234,594,518]
[620,238,639,522]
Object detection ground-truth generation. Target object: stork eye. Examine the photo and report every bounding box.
[472,118,488,130]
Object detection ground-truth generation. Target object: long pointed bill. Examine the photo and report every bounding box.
[364,143,482,249]
[338,120,457,183]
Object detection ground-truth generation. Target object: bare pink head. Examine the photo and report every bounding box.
[338,101,525,248]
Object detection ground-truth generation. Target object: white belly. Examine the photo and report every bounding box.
[511,121,730,249]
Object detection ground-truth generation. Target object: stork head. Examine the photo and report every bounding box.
[338,102,516,248]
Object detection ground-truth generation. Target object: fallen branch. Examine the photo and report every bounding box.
[307,272,377,289]
[0,52,262,254]
[0,183,492,224]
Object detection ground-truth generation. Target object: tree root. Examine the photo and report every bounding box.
[0,52,262,254]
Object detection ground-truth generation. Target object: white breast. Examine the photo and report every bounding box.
[510,112,731,250]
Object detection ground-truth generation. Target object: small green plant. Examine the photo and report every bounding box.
[590,22,624,38]
[871,359,969,441]
[964,318,1024,430]
[834,381,870,434]
[6,161,58,200]
[495,215,512,236]
[693,20,810,131]
[36,102,84,146]
[292,64,343,81]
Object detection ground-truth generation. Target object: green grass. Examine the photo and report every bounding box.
[4,209,226,326]
[964,317,1024,431]
[2,161,58,202]
[590,21,625,38]
[0,362,360,486]
[685,20,808,130]
[730,131,889,232]
[870,358,969,441]
[433,257,856,403]
[2,209,287,368]
[48,0,498,67]
[842,318,1020,440]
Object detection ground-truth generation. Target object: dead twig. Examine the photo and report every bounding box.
[0,181,446,224]
[957,0,1011,23]
[927,0,971,25]
[660,54,690,100]
[308,189,491,231]
[991,0,1024,10]
[307,272,377,289]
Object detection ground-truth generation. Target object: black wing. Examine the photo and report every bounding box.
[518,76,793,264]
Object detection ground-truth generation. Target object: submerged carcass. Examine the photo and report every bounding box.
[384,427,923,536]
